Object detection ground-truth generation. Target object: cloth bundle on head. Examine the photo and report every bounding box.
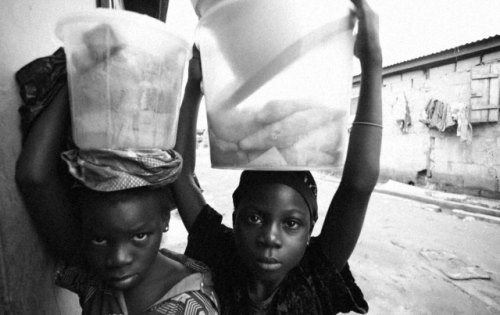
[16,47,68,143]
[232,171,318,226]
[62,148,182,192]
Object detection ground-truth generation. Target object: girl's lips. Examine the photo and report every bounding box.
[108,274,137,289]
[257,262,283,271]
[257,257,279,264]
[256,257,282,271]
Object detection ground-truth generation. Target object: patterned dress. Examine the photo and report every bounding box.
[185,205,369,315]
[55,249,219,315]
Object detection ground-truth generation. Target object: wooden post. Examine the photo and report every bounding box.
[159,0,170,22]
[110,0,170,22]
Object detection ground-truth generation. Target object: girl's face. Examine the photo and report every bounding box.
[233,184,311,286]
[81,194,167,291]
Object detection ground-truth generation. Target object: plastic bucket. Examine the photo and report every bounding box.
[197,0,356,170]
[56,9,190,150]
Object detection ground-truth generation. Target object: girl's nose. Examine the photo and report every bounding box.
[106,243,133,268]
[258,223,282,248]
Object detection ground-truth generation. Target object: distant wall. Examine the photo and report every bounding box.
[0,0,94,313]
[351,49,500,198]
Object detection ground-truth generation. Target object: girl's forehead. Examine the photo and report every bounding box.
[82,197,164,229]
[238,184,309,215]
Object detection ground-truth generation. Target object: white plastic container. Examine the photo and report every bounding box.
[196,0,356,170]
[56,9,190,150]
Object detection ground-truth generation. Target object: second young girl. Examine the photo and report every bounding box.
[172,0,383,313]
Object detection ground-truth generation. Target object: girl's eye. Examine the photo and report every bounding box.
[284,220,300,229]
[133,233,149,241]
[91,237,107,245]
[247,215,262,224]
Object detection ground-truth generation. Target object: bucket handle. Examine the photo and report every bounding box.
[218,14,355,110]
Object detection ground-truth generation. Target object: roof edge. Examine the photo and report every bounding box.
[353,35,500,83]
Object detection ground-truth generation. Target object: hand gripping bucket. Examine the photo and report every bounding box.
[196,0,356,170]
[56,9,190,150]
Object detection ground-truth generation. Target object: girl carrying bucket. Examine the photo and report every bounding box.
[15,42,219,315]
[173,0,382,313]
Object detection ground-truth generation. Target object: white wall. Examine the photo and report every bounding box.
[0,1,95,313]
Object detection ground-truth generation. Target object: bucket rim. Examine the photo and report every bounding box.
[195,0,355,45]
[198,0,355,24]
[55,8,190,50]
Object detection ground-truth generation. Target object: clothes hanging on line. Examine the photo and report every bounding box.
[419,99,473,143]
[394,93,411,133]
[419,98,456,131]
[453,102,473,144]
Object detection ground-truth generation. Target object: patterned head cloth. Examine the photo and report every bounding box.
[61,148,182,192]
[232,171,318,227]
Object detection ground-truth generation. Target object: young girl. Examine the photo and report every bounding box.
[15,67,219,314]
[172,0,382,313]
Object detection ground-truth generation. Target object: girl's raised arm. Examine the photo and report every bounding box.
[319,0,383,271]
[15,85,81,261]
[172,46,208,232]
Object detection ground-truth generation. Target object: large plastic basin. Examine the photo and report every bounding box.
[56,9,190,150]
[197,0,356,169]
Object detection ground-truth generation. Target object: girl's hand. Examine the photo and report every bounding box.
[351,0,382,65]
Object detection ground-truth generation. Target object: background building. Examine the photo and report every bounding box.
[351,35,500,198]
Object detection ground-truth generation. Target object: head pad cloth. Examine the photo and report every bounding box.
[232,171,318,226]
[61,148,182,192]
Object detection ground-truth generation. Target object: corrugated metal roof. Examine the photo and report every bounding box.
[385,34,500,68]
[353,34,500,78]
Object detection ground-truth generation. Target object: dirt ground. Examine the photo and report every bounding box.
[163,147,500,315]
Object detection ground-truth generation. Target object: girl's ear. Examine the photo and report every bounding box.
[162,213,170,232]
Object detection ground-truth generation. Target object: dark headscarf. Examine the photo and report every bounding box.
[232,171,318,227]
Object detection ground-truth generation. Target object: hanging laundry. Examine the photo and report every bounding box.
[419,98,456,131]
[455,102,473,144]
[419,98,435,126]
[438,101,455,131]
[394,93,412,133]
[430,99,442,128]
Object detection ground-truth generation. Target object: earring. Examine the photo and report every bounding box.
[163,226,169,232]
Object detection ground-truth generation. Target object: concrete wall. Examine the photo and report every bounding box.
[369,51,500,198]
[0,0,95,313]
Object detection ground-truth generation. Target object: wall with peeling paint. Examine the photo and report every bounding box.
[352,49,500,198]
[0,0,95,313]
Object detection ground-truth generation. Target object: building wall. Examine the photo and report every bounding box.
[0,0,95,313]
[365,50,500,198]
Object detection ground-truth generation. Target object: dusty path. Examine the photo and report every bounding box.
[348,190,500,314]
[163,147,500,314]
